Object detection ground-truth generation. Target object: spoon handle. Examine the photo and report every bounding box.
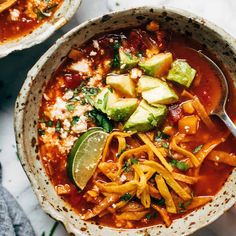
[218,111,236,138]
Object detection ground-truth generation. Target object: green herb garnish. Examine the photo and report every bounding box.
[153,198,165,206]
[46,120,53,127]
[111,42,121,69]
[161,142,169,149]
[169,159,189,171]
[193,144,203,154]
[108,87,113,93]
[120,193,132,201]
[123,161,131,172]
[130,158,139,165]
[71,116,80,125]
[155,131,170,141]
[38,129,45,136]
[82,86,100,96]
[55,121,61,132]
[87,109,113,133]
[117,149,125,157]
[66,104,75,111]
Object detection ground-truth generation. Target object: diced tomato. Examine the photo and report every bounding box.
[64,73,83,89]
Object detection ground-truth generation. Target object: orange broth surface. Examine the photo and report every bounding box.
[38,26,236,228]
[0,0,62,42]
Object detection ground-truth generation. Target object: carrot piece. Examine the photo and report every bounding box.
[178,115,200,135]
[182,100,195,114]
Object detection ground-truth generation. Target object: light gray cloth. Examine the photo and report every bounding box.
[0,163,35,236]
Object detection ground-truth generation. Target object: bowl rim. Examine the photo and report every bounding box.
[0,0,82,58]
[14,6,236,236]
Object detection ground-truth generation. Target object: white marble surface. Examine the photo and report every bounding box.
[0,0,235,235]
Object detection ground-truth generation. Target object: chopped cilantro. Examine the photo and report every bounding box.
[82,86,100,96]
[71,116,80,125]
[73,88,79,96]
[108,87,113,93]
[120,193,132,201]
[145,212,157,220]
[55,121,61,132]
[87,109,113,133]
[80,98,86,105]
[66,104,75,111]
[161,142,169,149]
[123,161,131,172]
[97,99,102,104]
[117,149,125,157]
[148,113,157,127]
[155,131,170,141]
[145,213,152,220]
[169,159,189,171]
[103,92,109,110]
[111,42,121,69]
[153,198,165,206]
[130,158,139,165]
[38,129,45,136]
[193,144,203,154]
[46,120,53,127]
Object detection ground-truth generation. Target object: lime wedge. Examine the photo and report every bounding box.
[67,128,108,190]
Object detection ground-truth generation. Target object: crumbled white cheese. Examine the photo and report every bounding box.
[89,50,97,56]
[72,104,92,117]
[109,38,114,43]
[48,97,67,120]
[87,74,102,86]
[10,9,20,21]
[130,68,142,79]
[60,135,77,153]
[70,59,91,75]
[60,131,68,139]
[93,40,100,50]
[63,119,71,131]
[120,174,127,182]
[71,116,88,133]
[63,90,74,100]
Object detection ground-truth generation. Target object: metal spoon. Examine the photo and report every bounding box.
[196,50,236,138]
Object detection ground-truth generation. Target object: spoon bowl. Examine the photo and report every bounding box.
[196,51,236,137]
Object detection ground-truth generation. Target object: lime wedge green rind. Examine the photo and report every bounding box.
[67,127,108,190]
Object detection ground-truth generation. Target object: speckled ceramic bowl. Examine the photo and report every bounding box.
[0,0,81,58]
[15,7,236,236]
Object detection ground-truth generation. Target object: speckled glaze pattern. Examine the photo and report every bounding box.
[0,0,82,58]
[14,7,236,236]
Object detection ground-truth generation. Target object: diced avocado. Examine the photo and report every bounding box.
[119,47,139,70]
[107,98,138,121]
[124,100,167,132]
[106,74,136,97]
[139,52,173,77]
[167,59,196,88]
[138,75,178,105]
[94,87,118,113]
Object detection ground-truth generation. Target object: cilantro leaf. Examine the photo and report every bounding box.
[169,159,189,171]
[193,144,203,154]
[120,193,132,201]
[87,109,113,133]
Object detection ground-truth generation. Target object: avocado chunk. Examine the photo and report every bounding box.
[138,75,179,105]
[167,59,196,87]
[106,74,136,97]
[139,52,173,77]
[119,47,139,70]
[107,98,138,121]
[124,100,167,132]
[94,87,119,113]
